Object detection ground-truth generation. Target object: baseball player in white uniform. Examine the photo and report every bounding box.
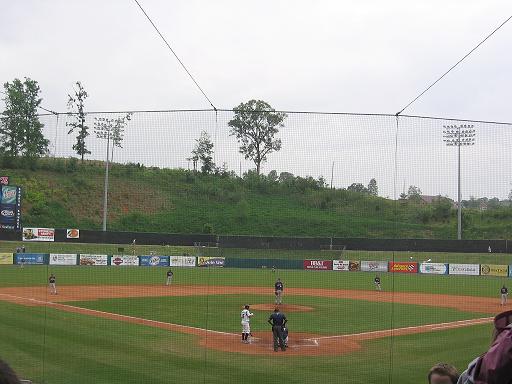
[240,304,254,343]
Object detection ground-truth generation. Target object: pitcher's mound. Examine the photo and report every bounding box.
[250,304,314,312]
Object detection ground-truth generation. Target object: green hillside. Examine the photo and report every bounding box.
[3,157,512,239]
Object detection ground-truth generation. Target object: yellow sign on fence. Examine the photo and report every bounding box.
[0,253,13,265]
[480,264,508,277]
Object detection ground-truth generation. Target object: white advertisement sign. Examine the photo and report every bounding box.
[49,254,77,265]
[419,263,448,274]
[169,256,196,267]
[332,260,350,271]
[111,255,139,266]
[448,263,480,276]
[361,260,388,272]
[22,227,55,242]
[79,254,108,266]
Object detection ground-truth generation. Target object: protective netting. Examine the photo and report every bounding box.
[1,110,511,383]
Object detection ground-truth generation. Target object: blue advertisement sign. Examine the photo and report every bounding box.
[0,204,16,224]
[1,186,17,204]
[15,254,46,265]
[0,186,21,230]
[139,255,170,266]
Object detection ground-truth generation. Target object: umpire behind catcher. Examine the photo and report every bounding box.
[268,307,287,352]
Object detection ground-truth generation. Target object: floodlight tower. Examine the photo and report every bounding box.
[94,117,113,232]
[443,124,476,240]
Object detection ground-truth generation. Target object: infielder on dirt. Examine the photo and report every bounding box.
[374,275,382,291]
[166,269,174,286]
[275,278,284,304]
[240,304,254,343]
[501,285,508,306]
[48,273,57,295]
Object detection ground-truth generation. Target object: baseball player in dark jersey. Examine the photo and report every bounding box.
[501,285,508,306]
[49,274,57,295]
[275,278,284,304]
[268,307,287,352]
[166,269,174,286]
[374,275,382,291]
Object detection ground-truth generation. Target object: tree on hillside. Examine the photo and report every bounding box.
[407,185,422,201]
[228,100,286,175]
[0,78,49,158]
[191,131,215,174]
[66,81,90,162]
[347,183,368,193]
[367,178,378,196]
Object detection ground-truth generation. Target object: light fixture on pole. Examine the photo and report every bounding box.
[94,114,131,232]
[442,124,476,240]
[94,117,112,232]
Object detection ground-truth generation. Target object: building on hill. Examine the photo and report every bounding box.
[419,195,457,208]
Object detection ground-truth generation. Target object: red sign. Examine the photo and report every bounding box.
[389,262,418,273]
[0,176,8,185]
[112,257,123,266]
[304,260,333,270]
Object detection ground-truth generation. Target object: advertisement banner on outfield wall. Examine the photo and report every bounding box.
[508,267,512,277]
[15,254,45,265]
[66,229,80,239]
[349,261,361,271]
[419,263,448,275]
[332,260,350,271]
[304,260,333,270]
[22,227,55,242]
[49,254,77,265]
[197,257,225,267]
[361,261,388,272]
[389,262,418,273]
[139,256,169,267]
[480,264,509,277]
[0,253,13,264]
[169,256,196,267]
[111,255,139,266]
[79,254,108,266]
[448,264,480,276]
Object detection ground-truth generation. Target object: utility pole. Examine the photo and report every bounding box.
[330,161,334,189]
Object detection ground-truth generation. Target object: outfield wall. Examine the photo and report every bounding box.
[1,229,510,253]
[3,253,512,277]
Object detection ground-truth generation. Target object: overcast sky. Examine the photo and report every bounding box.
[2,1,512,199]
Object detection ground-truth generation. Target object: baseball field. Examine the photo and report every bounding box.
[0,244,508,383]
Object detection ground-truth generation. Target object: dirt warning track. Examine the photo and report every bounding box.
[0,285,501,356]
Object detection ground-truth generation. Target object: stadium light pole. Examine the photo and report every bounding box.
[94,117,113,232]
[443,124,476,240]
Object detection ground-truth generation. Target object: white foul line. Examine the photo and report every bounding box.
[0,293,495,344]
[0,293,238,337]
[309,316,493,342]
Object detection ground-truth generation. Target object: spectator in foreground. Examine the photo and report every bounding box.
[428,363,459,384]
[458,310,512,384]
[0,358,21,384]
